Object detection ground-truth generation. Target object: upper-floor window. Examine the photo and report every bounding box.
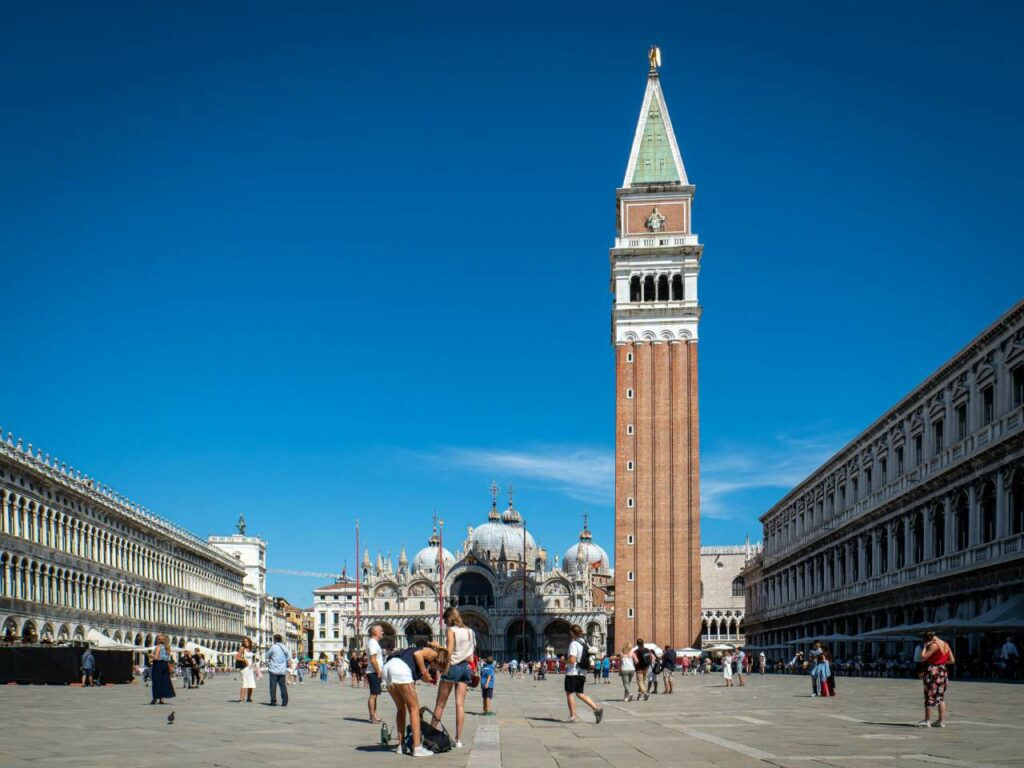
[914,434,923,466]
[879,457,887,485]
[933,419,944,455]
[1013,364,1024,407]
[956,402,968,440]
[982,384,995,425]
[629,276,641,302]
[319,613,326,625]
[864,467,872,493]
[657,274,670,300]
[731,577,745,597]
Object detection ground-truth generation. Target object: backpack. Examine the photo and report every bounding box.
[653,659,663,675]
[577,642,592,672]
[637,648,651,669]
[408,707,452,753]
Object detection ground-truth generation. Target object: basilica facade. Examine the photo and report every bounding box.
[350,495,611,660]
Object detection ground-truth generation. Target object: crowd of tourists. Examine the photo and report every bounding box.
[757,635,1019,681]
[105,621,985,757]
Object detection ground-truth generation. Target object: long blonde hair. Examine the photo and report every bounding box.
[442,607,465,628]
[426,641,451,673]
[155,633,172,658]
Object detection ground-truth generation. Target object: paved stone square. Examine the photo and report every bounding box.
[0,672,1020,768]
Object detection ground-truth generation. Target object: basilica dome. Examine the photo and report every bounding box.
[563,541,610,571]
[563,523,610,572]
[471,503,537,562]
[412,532,456,573]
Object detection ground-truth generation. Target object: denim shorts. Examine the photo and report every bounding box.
[442,660,473,684]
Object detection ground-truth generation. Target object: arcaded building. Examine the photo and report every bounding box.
[744,301,1024,656]
[0,431,247,655]
[612,50,703,648]
[700,543,760,649]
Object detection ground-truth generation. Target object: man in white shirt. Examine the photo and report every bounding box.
[366,624,385,724]
[564,624,603,724]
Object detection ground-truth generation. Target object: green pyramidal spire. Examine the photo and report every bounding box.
[624,69,688,187]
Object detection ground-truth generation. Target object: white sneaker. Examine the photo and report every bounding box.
[412,746,433,757]
[934,721,946,728]
[455,741,463,749]
[915,720,931,728]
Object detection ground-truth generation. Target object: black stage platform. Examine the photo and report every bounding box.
[0,646,133,684]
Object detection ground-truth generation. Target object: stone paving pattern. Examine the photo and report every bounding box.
[0,672,1021,767]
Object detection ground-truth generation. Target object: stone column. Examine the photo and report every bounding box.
[943,496,955,553]
[996,469,1009,539]
[887,523,897,571]
[968,483,980,547]
[923,507,935,561]
[904,515,914,566]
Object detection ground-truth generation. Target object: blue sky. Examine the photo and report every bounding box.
[2,1,1021,606]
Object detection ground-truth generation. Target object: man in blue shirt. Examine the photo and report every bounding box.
[481,657,496,716]
[80,649,96,687]
[266,634,290,707]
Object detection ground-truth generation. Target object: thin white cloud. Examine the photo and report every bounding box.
[423,445,613,505]
[700,431,849,519]
[415,429,848,520]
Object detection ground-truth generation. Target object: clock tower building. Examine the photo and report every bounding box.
[612,52,702,648]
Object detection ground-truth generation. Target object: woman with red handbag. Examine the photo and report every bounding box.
[430,607,476,749]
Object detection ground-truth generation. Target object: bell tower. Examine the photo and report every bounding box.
[612,48,702,649]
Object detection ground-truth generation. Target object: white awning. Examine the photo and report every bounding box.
[87,629,134,650]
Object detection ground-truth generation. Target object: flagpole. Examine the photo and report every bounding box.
[355,518,361,650]
[438,517,445,643]
[522,513,527,661]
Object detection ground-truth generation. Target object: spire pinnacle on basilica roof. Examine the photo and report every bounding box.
[579,511,592,542]
[623,47,688,187]
[488,481,501,522]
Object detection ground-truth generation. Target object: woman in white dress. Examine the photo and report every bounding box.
[722,653,734,687]
[236,636,256,703]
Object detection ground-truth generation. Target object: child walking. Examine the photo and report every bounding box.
[481,656,496,716]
